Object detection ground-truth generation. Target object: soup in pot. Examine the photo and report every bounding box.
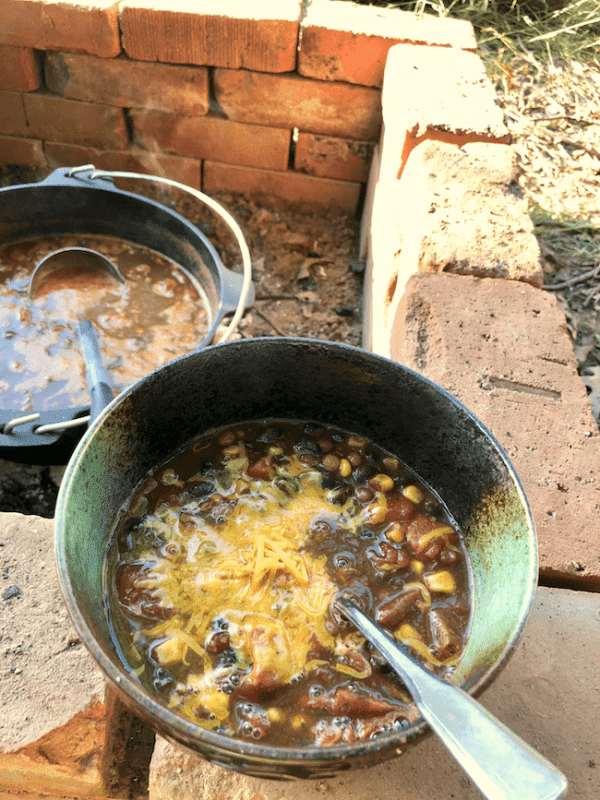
[105,419,472,747]
[0,234,211,412]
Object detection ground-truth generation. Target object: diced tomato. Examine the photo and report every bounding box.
[383,495,415,524]
[247,457,274,481]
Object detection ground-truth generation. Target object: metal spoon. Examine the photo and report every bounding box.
[334,596,568,800]
[28,247,125,301]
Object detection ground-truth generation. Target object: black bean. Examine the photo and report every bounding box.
[311,519,332,535]
[294,438,321,455]
[256,427,282,443]
[353,464,375,483]
[333,552,356,571]
[320,472,339,490]
[188,480,214,497]
[152,667,173,691]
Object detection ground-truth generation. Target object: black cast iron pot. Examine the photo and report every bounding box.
[0,167,251,462]
[54,338,537,779]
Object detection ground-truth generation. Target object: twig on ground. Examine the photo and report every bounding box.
[544,263,600,290]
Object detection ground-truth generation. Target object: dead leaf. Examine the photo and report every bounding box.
[581,366,600,419]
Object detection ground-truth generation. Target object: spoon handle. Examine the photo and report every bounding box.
[336,599,568,800]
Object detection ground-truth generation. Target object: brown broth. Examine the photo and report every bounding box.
[0,234,211,412]
[104,419,472,748]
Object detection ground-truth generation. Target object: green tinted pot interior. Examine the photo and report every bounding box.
[55,338,537,779]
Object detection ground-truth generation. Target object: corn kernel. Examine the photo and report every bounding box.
[267,707,283,722]
[154,636,185,666]
[339,458,352,477]
[403,484,424,504]
[396,623,422,642]
[366,502,387,524]
[424,570,456,593]
[292,714,305,730]
[385,522,405,543]
[412,560,424,575]
[369,473,394,493]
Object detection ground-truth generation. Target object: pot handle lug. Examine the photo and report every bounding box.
[38,165,116,190]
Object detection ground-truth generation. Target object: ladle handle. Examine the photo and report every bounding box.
[77,321,113,422]
[337,600,568,800]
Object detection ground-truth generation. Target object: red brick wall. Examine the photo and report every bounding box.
[0,0,475,209]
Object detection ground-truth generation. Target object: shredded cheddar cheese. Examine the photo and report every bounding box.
[138,461,342,706]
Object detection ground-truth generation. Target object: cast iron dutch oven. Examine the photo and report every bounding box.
[0,166,251,462]
[54,338,537,779]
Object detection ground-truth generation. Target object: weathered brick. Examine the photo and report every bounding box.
[0,0,121,58]
[44,142,201,188]
[0,134,45,166]
[0,92,28,136]
[203,161,361,211]
[364,139,544,347]
[379,43,510,186]
[214,69,381,141]
[23,92,127,149]
[148,589,597,799]
[45,52,210,116]
[131,111,291,171]
[0,45,41,91]
[294,132,373,181]
[0,512,116,796]
[120,0,301,72]
[388,274,600,590]
[299,0,476,87]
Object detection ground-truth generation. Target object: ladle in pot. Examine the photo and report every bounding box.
[28,247,125,300]
[334,596,568,800]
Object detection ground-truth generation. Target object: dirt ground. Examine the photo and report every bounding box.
[169,185,364,346]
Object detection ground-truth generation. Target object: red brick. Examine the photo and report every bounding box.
[45,52,209,116]
[131,110,291,172]
[203,161,361,211]
[44,142,201,188]
[299,0,477,87]
[0,45,41,91]
[23,92,127,149]
[0,91,28,136]
[0,0,121,58]
[213,69,381,141]
[294,132,373,181]
[120,0,301,72]
[389,274,600,590]
[0,134,45,166]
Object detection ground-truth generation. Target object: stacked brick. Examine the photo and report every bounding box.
[0,0,475,210]
[361,41,600,591]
